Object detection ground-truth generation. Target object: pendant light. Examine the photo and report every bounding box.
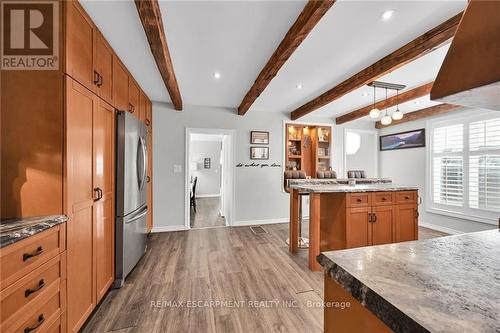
[369,85,380,119]
[392,89,403,120]
[380,88,392,125]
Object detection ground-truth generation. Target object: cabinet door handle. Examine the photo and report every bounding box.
[93,70,100,85]
[23,246,43,261]
[356,198,362,202]
[405,196,410,200]
[415,209,419,219]
[145,119,151,126]
[97,74,103,87]
[382,197,387,201]
[94,187,103,201]
[24,314,44,333]
[372,213,377,223]
[129,103,135,113]
[25,279,45,298]
[368,213,372,222]
[146,176,151,183]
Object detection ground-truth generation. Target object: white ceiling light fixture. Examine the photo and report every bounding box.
[381,10,395,21]
[296,83,303,89]
[392,89,404,120]
[362,92,370,97]
[369,85,380,119]
[213,72,221,79]
[380,88,392,125]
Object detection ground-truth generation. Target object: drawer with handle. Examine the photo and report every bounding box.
[4,286,62,333]
[1,254,65,327]
[1,225,65,290]
[396,191,417,204]
[372,192,394,206]
[347,193,370,207]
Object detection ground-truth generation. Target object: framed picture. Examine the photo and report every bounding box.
[250,131,269,144]
[250,147,269,160]
[380,128,426,151]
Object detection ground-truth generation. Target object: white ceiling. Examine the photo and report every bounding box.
[81,0,466,121]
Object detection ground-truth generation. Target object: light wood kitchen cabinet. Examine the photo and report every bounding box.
[371,205,395,245]
[128,78,140,115]
[396,203,418,242]
[93,99,115,303]
[66,1,114,105]
[139,91,147,121]
[65,0,95,93]
[65,77,115,332]
[320,191,416,252]
[65,77,96,333]
[112,56,129,111]
[95,31,114,105]
[345,207,370,248]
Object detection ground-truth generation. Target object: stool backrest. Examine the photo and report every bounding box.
[284,170,306,191]
[316,170,337,179]
[347,170,367,179]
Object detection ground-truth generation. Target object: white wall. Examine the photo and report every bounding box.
[152,103,373,229]
[190,140,221,197]
[378,108,496,234]
[345,130,378,178]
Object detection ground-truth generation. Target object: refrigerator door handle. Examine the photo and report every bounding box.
[125,206,148,224]
[137,136,147,191]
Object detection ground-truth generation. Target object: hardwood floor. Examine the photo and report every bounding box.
[190,197,226,229]
[82,223,446,333]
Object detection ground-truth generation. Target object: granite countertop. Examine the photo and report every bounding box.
[0,215,68,248]
[318,230,500,333]
[289,183,418,193]
[287,178,392,186]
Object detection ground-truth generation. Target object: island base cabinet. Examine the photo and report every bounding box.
[324,275,393,333]
[396,204,418,242]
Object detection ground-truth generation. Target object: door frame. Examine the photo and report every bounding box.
[343,128,379,178]
[185,128,236,229]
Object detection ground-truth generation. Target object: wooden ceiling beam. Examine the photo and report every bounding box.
[135,0,182,110]
[335,81,434,124]
[238,0,336,116]
[375,103,460,129]
[290,12,463,120]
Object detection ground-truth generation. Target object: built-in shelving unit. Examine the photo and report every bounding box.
[285,124,331,177]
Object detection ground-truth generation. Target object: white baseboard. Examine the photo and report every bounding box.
[151,225,187,233]
[196,194,221,198]
[233,218,289,227]
[419,222,463,235]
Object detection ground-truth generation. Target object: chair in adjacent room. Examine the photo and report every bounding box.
[284,170,309,248]
[190,176,198,213]
[347,170,367,179]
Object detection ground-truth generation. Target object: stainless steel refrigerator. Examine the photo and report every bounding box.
[114,111,148,288]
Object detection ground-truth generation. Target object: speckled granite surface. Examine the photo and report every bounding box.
[287,178,392,187]
[0,215,68,248]
[318,230,500,333]
[289,183,418,193]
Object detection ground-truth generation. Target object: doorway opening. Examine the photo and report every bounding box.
[185,128,235,229]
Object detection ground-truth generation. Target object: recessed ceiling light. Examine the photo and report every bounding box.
[296,83,303,89]
[381,10,394,21]
[213,72,221,79]
[362,92,370,97]
[414,100,423,104]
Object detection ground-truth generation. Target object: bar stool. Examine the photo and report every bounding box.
[284,170,309,249]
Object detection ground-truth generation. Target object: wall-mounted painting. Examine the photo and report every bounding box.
[380,129,425,151]
[250,147,269,160]
[250,131,269,144]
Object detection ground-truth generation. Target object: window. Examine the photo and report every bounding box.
[428,113,500,223]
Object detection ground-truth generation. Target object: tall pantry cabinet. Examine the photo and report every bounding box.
[64,1,153,332]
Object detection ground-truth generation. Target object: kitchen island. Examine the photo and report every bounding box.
[318,229,500,332]
[288,183,419,270]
